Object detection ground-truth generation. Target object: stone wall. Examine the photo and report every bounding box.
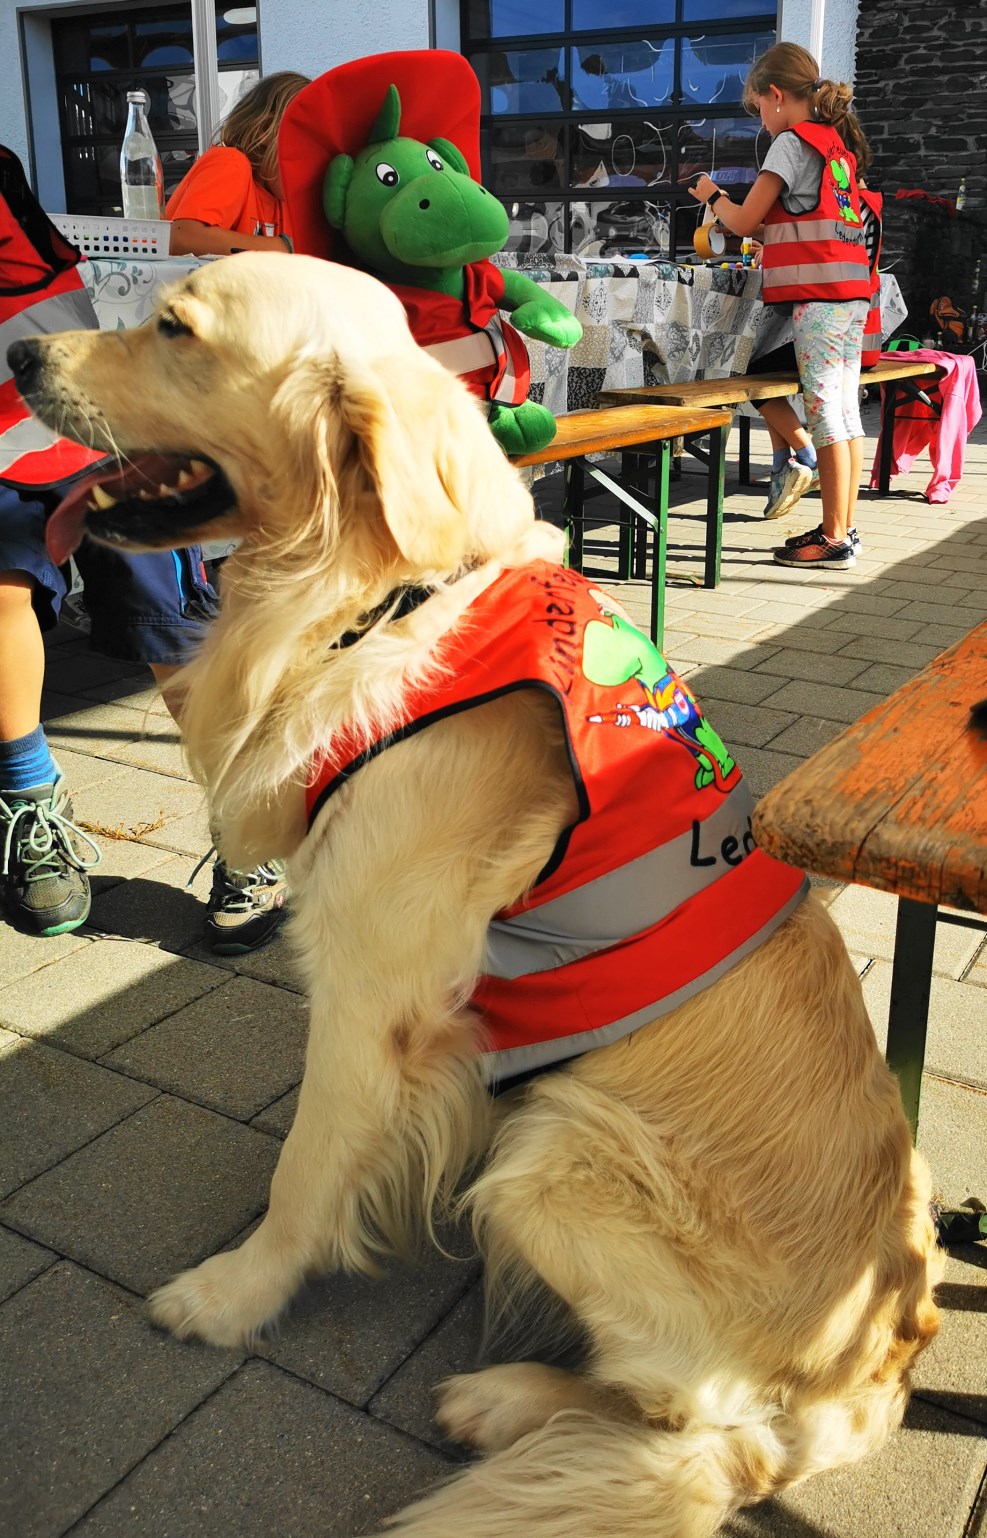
[853,0,987,340]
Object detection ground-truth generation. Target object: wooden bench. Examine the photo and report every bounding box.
[752,619,987,1143]
[598,356,945,493]
[511,403,732,647]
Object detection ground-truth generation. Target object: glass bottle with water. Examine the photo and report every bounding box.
[120,90,164,221]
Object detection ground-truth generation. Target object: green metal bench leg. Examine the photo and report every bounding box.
[562,458,585,571]
[886,897,937,1141]
[704,424,726,589]
[738,413,753,485]
[651,439,670,649]
[877,383,899,496]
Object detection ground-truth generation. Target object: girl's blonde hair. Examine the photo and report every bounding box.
[218,71,310,192]
[745,42,872,177]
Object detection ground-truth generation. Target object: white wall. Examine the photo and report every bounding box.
[779,0,859,84]
[258,0,430,79]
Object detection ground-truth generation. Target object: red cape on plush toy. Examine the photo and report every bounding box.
[278,51,581,456]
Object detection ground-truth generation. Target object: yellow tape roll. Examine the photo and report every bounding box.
[693,221,727,260]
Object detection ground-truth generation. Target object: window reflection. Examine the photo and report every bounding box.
[573,41,674,111]
[469,0,565,40]
[503,200,566,254]
[489,122,565,196]
[572,0,675,30]
[572,118,674,192]
[473,49,568,114]
[680,30,774,104]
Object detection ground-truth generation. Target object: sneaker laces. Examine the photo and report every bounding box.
[190,847,286,913]
[0,788,101,884]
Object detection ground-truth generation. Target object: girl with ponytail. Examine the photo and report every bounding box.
[687,42,877,570]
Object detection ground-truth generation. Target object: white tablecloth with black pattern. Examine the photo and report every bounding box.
[492,252,908,417]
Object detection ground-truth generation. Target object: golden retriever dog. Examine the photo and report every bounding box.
[12,253,941,1538]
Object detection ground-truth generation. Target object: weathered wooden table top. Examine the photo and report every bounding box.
[752,621,987,914]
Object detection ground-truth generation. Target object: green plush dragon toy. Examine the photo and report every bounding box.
[318,83,581,456]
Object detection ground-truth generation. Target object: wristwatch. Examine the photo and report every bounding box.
[707,187,724,206]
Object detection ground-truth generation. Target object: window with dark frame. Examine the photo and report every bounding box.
[51,3,259,217]
[463,0,777,259]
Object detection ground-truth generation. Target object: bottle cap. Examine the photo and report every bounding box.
[126,90,149,105]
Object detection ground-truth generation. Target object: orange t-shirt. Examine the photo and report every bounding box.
[166,145,289,240]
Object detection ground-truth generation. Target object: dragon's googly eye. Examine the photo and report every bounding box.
[375,162,399,187]
[425,149,444,172]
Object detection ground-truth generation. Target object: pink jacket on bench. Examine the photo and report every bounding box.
[868,350,982,504]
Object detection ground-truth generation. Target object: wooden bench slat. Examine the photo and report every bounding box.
[752,622,987,913]
[597,356,943,412]
[510,404,732,466]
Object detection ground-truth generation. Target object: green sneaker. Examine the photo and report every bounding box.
[0,779,101,936]
[203,857,288,954]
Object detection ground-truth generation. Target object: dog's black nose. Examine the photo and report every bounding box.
[6,338,41,395]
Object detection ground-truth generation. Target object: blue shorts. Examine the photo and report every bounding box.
[0,480,219,666]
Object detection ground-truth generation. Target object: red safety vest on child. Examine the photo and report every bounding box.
[305,565,808,1083]
[859,188,884,368]
[391,260,531,408]
[761,122,871,306]
[0,145,107,489]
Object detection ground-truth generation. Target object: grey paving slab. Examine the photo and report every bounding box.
[831,885,986,983]
[41,701,151,755]
[730,745,802,800]
[751,647,872,687]
[723,1398,987,1538]
[259,1223,480,1407]
[71,1359,449,1538]
[137,801,213,857]
[251,1084,299,1138]
[45,745,132,795]
[0,937,228,1058]
[103,975,307,1121]
[0,921,91,987]
[88,851,214,952]
[751,623,858,656]
[823,610,925,642]
[0,1026,156,1199]
[0,1222,54,1303]
[40,688,85,721]
[681,664,793,706]
[703,699,799,750]
[759,715,847,758]
[858,961,987,1090]
[899,599,987,628]
[0,1095,281,1295]
[101,733,191,780]
[370,1280,485,1453]
[916,1078,987,1212]
[181,929,306,992]
[911,621,979,651]
[70,767,206,847]
[84,837,178,894]
[664,635,779,669]
[831,635,944,670]
[749,677,886,725]
[0,1261,241,1538]
[44,655,148,696]
[913,1245,987,1428]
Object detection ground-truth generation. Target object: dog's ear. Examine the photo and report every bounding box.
[340,356,485,572]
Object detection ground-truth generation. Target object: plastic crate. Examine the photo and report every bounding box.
[49,213,171,259]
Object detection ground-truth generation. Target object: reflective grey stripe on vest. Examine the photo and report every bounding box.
[485,778,756,980]
[0,413,65,464]
[424,331,497,376]
[767,218,865,246]
[482,875,810,1084]
[762,262,870,289]
[0,287,98,387]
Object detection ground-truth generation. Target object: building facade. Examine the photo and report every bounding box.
[1,0,858,255]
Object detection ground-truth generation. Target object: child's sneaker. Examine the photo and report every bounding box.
[203,857,288,954]
[773,531,856,569]
[0,779,101,935]
[783,523,862,554]
[762,459,813,520]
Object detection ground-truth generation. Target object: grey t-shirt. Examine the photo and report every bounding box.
[761,131,823,213]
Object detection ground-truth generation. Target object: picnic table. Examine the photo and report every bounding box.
[753,620,987,1143]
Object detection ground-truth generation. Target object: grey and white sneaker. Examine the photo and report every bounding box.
[0,778,100,935]
[203,857,288,954]
[762,459,813,520]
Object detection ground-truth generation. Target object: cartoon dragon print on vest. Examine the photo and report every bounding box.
[829,159,862,226]
[321,85,582,457]
[582,610,740,792]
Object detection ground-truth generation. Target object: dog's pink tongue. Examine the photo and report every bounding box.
[45,476,104,565]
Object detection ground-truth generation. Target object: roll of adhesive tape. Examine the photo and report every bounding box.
[693,222,726,260]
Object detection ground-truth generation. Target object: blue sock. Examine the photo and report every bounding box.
[771,448,790,473]
[0,726,58,795]
[794,445,817,469]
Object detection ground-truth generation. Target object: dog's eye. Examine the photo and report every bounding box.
[425,149,444,172]
[158,312,193,338]
[375,162,399,187]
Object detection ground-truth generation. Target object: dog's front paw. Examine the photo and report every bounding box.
[435,1366,543,1453]
[147,1247,290,1347]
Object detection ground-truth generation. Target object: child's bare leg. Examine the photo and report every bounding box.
[758,398,813,457]
[0,574,44,740]
[816,441,853,544]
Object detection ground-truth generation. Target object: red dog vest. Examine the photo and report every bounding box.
[761,122,870,306]
[306,566,807,1082]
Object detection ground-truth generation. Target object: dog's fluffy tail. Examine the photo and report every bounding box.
[375,1410,788,1538]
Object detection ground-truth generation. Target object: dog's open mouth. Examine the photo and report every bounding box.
[46,452,236,564]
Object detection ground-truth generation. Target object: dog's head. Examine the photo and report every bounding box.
[9,253,532,578]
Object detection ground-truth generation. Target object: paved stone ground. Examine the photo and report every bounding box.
[2,399,986,1538]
